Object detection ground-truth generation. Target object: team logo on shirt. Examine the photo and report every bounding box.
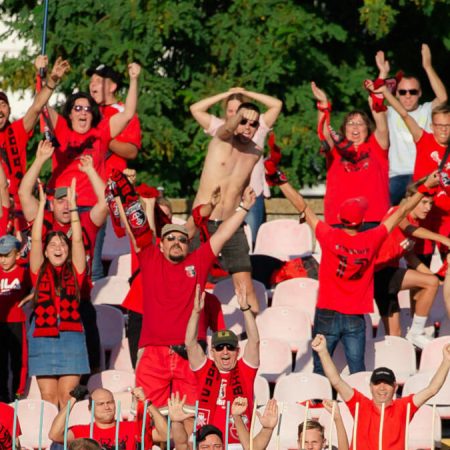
[0,277,21,294]
[185,265,196,277]
[340,150,370,173]
[197,408,210,427]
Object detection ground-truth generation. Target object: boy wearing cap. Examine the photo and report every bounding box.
[0,234,31,402]
[312,334,450,450]
[185,283,259,443]
[269,164,438,374]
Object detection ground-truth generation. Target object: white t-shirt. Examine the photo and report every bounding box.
[387,102,433,177]
[205,114,271,197]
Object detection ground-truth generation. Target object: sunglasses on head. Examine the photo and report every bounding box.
[398,89,419,96]
[165,234,188,244]
[214,343,237,351]
[73,105,93,112]
[240,118,259,128]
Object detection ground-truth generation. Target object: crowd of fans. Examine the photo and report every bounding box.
[0,43,449,450]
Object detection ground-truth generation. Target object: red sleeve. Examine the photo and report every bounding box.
[369,132,388,154]
[345,388,366,416]
[114,114,142,148]
[204,293,225,332]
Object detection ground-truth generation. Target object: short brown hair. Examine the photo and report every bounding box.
[340,110,374,137]
[69,438,101,450]
[297,420,325,440]
[432,104,450,118]
[405,177,433,198]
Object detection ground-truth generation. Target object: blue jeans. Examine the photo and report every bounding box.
[313,308,366,375]
[389,174,412,206]
[91,222,106,281]
[245,194,265,245]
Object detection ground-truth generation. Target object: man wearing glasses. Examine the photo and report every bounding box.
[375,45,447,205]
[192,102,263,313]
[185,283,259,443]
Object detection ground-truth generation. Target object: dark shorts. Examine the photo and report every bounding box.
[374,267,407,317]
[207,220,252,274]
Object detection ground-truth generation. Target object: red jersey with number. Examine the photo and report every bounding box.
[194,358,257,444]
[324,134,389,225]
[375,208,418,270]
[0,264,31,322]
[100,104,141,177]
[316,222,388,314]
[138,241,216,347]
[48,116,111,207]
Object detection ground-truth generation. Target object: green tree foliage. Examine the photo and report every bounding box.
[0,0,448,195]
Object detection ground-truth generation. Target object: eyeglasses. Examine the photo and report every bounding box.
[199,445,223,450]
[346,121,365,127]
[214,343,237,351]
[398,89,419,96]
[432,123,450,130]
[240,118,259,128]
[73,105,93,112]
[165,234,188,244]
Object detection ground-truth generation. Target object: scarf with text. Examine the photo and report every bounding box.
[33,263,82,337]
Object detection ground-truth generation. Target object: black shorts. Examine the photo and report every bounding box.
[207,220,252,274]
[374,267,407,317]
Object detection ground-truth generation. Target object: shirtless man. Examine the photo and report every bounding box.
[193,102,262,312]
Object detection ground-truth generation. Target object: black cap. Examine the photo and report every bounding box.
[86,64,122,88]
[0,92,9,105]
[196,425,223,444]
[370,367,396,385]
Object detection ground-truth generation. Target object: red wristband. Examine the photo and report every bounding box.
[417,184,431,195]
[316,101,332,112]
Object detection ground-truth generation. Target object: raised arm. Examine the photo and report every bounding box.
[370,96,389,149]
[185,186,220,239]
[413,344,450,407]
[322,400,349,450]
[242,90,282,128]
[422,44,448,107]
[209,186,256,256]
[382,172,439,233]
[29,184,46,273]
[109,63,140,138]
[0,163,9,209]
[311,334,354,401]
[190,89,242,129]
[185,284,207,370]
[237,284,259,367]
[67,178,86,274]
[167,392,193,450]
[78,155,108,227]
[18,140,54,222]
[216,106,259,141]
[23,57,70,132]
[48,396,76,443]
[311,82,333,150]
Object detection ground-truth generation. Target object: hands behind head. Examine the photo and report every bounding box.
[239,108,259,122]
[128,62,141,80]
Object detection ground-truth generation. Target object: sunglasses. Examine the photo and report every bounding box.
[398,89,419,96]
[73,105,93,112]
[165,234,188,244]
[240,118,259,128]
[214,343,237,351]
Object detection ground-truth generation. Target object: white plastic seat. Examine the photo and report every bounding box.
[419,335,450,373]
[271,278,318,323]
[254,375,270,406]
[91,275,130,306]
[258,339,293,383]
[339,371,377,400]
[87,369,136,393]
[69,399,91,426]
[109,337,134,372]
[95,304,126,351]
[293,339,314,373]
[254,219,313,261]
[408,404,442,450]
[107,253,132,278]
[102,217,131,261]
[273,372,332,404]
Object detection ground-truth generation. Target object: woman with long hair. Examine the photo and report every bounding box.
[28,178,88,408]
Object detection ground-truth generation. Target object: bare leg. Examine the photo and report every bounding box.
[36,376,58,407]
[231,271,259,313]
[57,375,80,409]
[402,270,439,317]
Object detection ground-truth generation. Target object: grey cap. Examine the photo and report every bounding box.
[0,234,20,255]
[161,223,189,237]
[54,187,68,199]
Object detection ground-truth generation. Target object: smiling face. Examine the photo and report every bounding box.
[431,112,450,146]
[211,344,239,372]
[344,113,369,145]
[370,380,396,406]
[0,100,10,130]
[297,429,325,450]
[45,234,69,267]
[69,98,94,134]
[396,77,421,112]
[159,232,189,263]
[52,196,70,224]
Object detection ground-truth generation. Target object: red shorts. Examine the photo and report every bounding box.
[136,346,198,407]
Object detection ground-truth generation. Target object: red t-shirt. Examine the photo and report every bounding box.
[324,134,389,224]
[0,206,10,236]
[346,389,418,450]
[138,241,216,347]
[0,119,32,204]
[70,422,136,450]
[48,116,112,207]
[100,104,141,177]
[195,358,257,444]
[0,402,22,450]
[375,208,418,271]
[0,264,31,322]
[316,222,388,314]
[413,131,448,181]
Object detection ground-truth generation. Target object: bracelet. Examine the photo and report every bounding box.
[71,219,80,223]
[69,208,78,212]
[316,101,332,112]
[238,203,249,213]
[240,305,251,312]
[45,83,56,90]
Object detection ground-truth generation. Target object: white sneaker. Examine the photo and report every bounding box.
[405,331,433,349]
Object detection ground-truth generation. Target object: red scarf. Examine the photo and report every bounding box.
[198,360,247,427]
[33,263,82,337]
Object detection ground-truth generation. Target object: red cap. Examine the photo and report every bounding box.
[338,197,368,227]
